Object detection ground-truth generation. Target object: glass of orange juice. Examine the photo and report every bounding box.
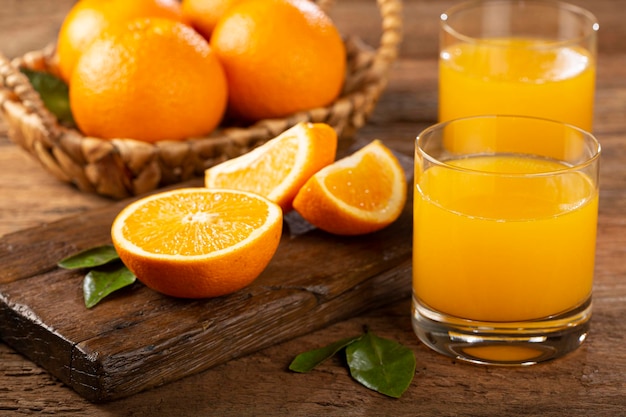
[439,0,598,131]
[412,115,601,365]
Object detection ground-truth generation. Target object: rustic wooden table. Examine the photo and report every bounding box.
[1,0,625,415]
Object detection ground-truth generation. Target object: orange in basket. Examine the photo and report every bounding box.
[293,140,407,235]
[181,0,245,40]
[211,0,346,121]
[111,188,283,299]
[70,18,227,143]
[56,0,186,83]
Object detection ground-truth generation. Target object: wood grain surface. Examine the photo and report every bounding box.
[1,0,625,415]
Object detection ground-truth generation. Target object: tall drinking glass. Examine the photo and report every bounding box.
[412,115,600,365]
[439,0,599,131]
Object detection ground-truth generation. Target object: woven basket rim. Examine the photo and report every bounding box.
[0,0,403,199]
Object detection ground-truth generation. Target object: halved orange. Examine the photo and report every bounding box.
[292,140,407,235]
[111,188,283,298]
[204,122,338,212]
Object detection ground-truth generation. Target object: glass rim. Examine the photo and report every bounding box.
[440,0,600,49]
[415,115,602,178]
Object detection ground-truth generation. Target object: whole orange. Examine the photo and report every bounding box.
[56,0,187,83]
[181,0,245,40]
[210,0,346,122]
[70,18,228,143]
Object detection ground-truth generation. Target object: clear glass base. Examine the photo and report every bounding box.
[412,295,591,366]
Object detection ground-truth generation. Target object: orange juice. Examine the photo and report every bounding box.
[413,155,598,322]
[439,38,596,131]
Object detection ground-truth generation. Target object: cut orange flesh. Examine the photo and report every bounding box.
[111,188,283,298]
[204,122,338,212]
[292,140,407,235]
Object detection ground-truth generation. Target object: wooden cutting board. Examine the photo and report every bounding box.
[0,157,414,403]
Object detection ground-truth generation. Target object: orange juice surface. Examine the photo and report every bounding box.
[439,38,596,131]
[413,155,598,322]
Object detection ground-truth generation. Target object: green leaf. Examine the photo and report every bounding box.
[346,331,416,398]
[83,263,136,308]
[58,244,120,270]
[289,335,362,373]
[20,68,75,126]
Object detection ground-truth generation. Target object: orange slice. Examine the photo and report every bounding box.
[111,188,283,298]
[204,122,338,212]
[292,140,407,235]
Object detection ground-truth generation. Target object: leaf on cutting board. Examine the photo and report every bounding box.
[83,263,136,309]
[58,244,120,270]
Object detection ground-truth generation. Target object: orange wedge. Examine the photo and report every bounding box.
[292,140,407,235]
[111,188,283,298]
[204,122,338,211]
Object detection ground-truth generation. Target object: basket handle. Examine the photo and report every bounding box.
[318,0,403,83]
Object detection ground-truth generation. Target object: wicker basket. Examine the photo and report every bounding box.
[0,0,402,199]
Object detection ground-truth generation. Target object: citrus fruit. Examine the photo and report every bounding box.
[70,18,228,143]
[292,140,407,235]
[56,0,187,83]
[181,0,244,40]
[204,122,338,212]
[111,188,283,299]
[210,0,346,121]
